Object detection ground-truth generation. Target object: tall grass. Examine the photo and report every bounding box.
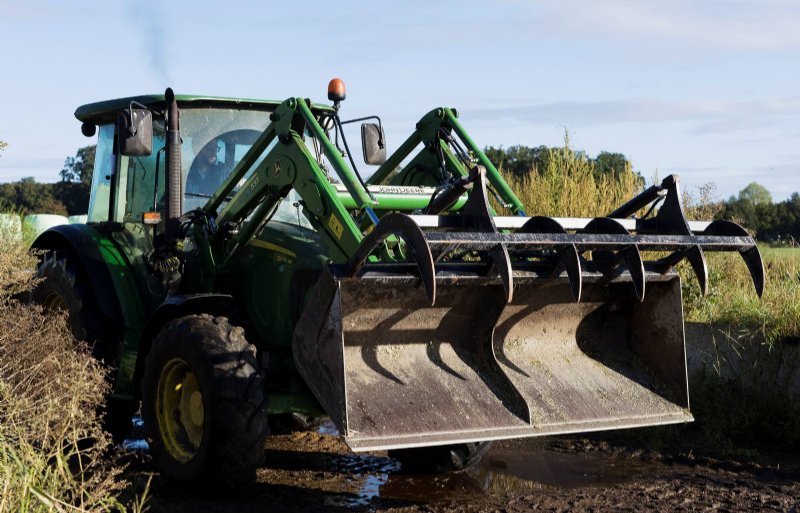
[497,133,643,217]
[683,249,800,346]
[0,219,148,512]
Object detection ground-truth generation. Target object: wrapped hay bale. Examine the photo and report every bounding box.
[23,214,68,238]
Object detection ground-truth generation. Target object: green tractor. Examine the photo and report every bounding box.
[32,81,764,486]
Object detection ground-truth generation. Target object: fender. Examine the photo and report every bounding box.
[33,224,150,399]
[133,293,238,399]
[32,225,125,324]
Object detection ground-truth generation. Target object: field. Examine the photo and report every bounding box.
[1,154,799,511]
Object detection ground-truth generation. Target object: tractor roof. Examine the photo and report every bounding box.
[75,94,334,124]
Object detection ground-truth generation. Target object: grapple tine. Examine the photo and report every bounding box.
[704,220,765,297]
[490,244,514,303]
[519,216,582,302]
[584,217,645,301]
[622,246,646,302]
[346,213,437,305]
[657,245,709,297]
[686,246,709,297]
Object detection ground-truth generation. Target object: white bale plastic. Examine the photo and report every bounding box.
[0,213,23,244]
[23,214,69,239]
[68,215,88,224]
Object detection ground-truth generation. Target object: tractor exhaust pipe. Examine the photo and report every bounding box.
[165,88,182,241]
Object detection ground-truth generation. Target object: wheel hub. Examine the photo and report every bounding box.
[157,358,205,463]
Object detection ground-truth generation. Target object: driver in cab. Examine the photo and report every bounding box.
[187,138,225,196]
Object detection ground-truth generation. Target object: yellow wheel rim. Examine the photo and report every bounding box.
[156,358,205,463]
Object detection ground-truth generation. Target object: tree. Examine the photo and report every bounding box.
[0,177,66,215]
[56,145,95,215]
[484,144,640,184]
[594,152,629,178]
[60,145,95,187]
[715,182,800,242]
[484,144,551,176]
[737,182,772,207]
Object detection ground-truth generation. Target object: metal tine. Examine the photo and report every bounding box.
[583,217,646,302]
[460,165,515,303]
[703,220,765,297]
[491,244,514,303]
[346,213,438,305]
[518,216,582,302]
[685,246,709,296]
[632,174,709,296]
[656,246,709,296]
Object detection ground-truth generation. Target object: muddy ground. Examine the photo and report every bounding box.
[132,425,800,513]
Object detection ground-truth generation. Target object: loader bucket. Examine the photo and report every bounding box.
[293,270,692,452]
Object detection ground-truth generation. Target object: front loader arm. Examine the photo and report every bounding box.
[368,107,527,215]
[207,98,368,265]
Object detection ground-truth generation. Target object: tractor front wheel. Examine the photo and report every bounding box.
[141,314,269,487]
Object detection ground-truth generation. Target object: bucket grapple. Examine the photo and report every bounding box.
[294,168,763,451]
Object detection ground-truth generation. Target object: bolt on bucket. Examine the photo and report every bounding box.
[293,270,691,452]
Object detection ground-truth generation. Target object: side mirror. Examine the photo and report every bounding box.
[117,107,153,156]
[361,123,386,165]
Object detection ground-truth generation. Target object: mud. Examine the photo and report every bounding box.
[135,425,800,513]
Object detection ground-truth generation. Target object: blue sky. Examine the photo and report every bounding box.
[1,0,799,202]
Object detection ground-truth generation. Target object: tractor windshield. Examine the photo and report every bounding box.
[181,107,273,211]
[180,107,315,229]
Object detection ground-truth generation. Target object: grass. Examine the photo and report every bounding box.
[0,221,149,512]
[683,248,800,345]
[675,247,800,456]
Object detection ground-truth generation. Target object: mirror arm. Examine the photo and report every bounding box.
[340,115,384,147]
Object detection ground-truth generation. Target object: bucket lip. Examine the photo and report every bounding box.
[344,411,694,452]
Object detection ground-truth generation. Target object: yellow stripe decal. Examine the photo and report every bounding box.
[249,239,297,258]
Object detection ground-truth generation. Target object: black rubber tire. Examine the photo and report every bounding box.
[33,252,117,360]
[141,314,269,488]
[33,251,135,442]
[389,442,493,474]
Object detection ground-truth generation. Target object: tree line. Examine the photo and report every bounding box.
[718,182,800,244]
[0,146,93,216]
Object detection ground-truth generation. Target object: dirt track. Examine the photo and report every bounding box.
[139,428,800,513]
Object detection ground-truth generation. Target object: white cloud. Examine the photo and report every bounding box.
[533,0,800,51]
[464,96,800,130]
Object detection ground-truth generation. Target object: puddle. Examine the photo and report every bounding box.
[323,452,401,509]
[129,413,657,508]
[468,443,652,493]
[368,440,657,506]
[310,421,654,506]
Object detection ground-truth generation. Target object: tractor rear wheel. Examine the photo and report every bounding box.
[33,251,135,442]
[141,314,269,487]
[389,442,492,474]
